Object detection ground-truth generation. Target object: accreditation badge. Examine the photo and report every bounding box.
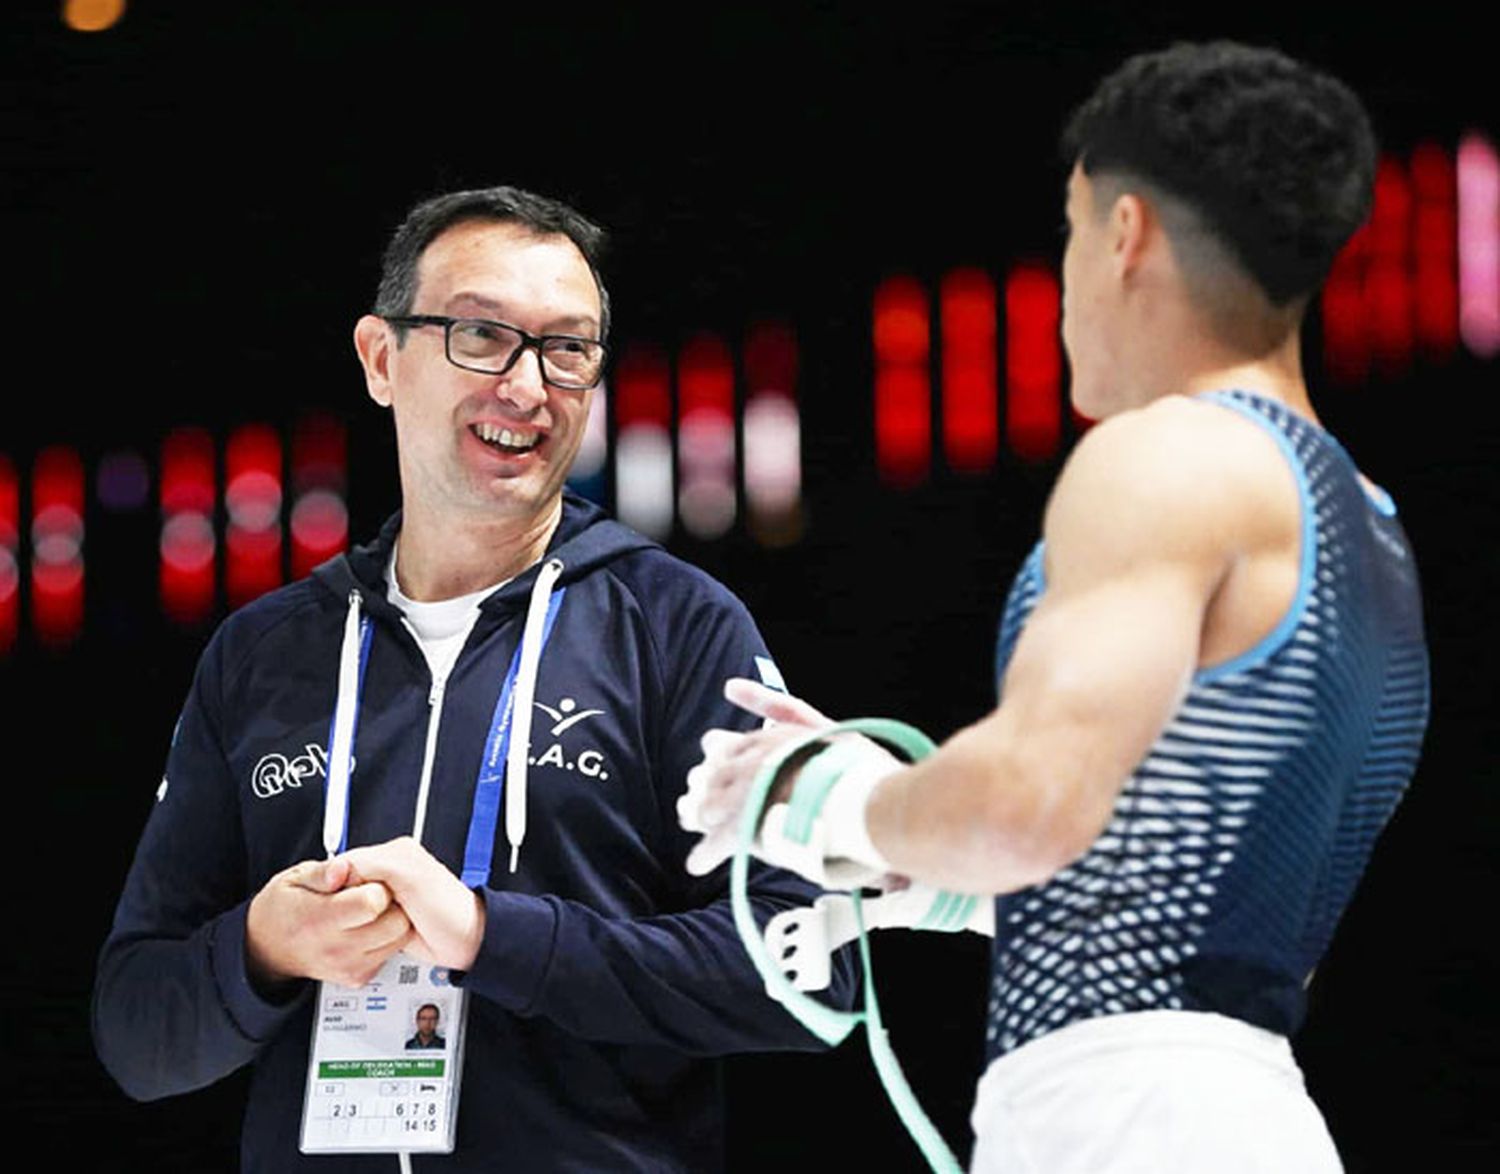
[299,950,468,1154]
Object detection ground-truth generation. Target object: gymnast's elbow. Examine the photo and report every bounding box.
[968,755,1119,893]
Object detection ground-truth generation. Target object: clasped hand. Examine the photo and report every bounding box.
[245,837,484,990]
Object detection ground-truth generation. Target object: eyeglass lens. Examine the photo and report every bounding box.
[448,320,603,386]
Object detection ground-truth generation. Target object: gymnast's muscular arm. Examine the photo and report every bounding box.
[685,395,1301,894]
[860,396,1302,893]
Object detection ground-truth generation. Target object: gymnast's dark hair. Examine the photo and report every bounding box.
[374,186,610,340]
[1061,41,1376,306]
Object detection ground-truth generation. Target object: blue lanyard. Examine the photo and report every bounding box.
[323,588,566,872]
[460,588,566,886]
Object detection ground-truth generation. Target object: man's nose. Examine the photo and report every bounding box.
[496,344,548,412]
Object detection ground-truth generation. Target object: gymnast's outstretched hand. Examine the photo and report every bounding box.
[678,678,835,876]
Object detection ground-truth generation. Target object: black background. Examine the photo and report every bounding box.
[3,3,1496,1170]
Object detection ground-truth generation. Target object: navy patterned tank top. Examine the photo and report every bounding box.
[985,390,1430,1060]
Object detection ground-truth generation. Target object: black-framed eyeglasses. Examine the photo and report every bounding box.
[383,314,608,391]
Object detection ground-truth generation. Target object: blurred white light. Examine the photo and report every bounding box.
[615,426,674,539]
[226,470,283,531]
[743,394,801,514]
[571,382,609,482]
[160,511,216,573]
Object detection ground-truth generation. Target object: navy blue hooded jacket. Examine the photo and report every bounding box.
[94,493,855,1172]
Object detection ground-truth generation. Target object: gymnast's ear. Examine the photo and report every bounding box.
[353,314,396,408]
[1107,191,1153,281]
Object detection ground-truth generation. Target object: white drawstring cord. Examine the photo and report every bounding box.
[505,558,564,873]
[323,589,364,859]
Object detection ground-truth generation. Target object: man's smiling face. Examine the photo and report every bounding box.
[368,219,603,526]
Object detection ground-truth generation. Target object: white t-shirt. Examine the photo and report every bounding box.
[385,544,511,685]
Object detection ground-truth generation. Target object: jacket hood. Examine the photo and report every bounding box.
[310,490,658,618]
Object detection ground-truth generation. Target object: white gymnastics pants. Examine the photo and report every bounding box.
[969,1010,1342,1173]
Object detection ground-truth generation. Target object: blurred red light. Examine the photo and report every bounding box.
[677,332,737,539]
[226,526,283,608]
[1411,143,1459,359]
[161,429,216,626]
[874,277,931,484]
[292,413,347,494]
[291,415,348,580]
[1005,264,1061,462]
[874,276,929,364]
[941,268,998,473]
[614,343,672,428]
[0,455,17,550]
[744,320,799,397]
[225,424,283,607]
[1367,156,1414,373]
[161,428,215,515]
[1321,263,1369,386]
[290,490,349,578]
[678,333,735,419]
[0,550,15,654]
[31,446,85,647]
[875,367,931,486]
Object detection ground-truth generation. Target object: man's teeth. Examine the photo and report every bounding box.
[474,423,542,451]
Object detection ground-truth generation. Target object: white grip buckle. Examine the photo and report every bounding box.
[766,885,996,991]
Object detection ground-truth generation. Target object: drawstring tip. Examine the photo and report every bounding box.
[508,845,519,874]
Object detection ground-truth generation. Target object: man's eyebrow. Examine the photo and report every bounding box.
[446,292,599,334]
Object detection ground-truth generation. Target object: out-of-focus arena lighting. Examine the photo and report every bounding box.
[1323,222,1371,386]
[1458,131,1500,358]
[290,414,348,581]
[742,320,802,547]
[874,276,932,486]
[1411,143,1459,359]
[1,456,18,654]
[62,0,125,33]
[613,343,674,539]
[1368,156,1415,375]
[676,332,737,540]
[160,428,217,626]
[1323,141,1472,381]
[225,424,283,610]
[1005,264,1062,462]
[31,447,85,648]
[941,268,998,473]
[567,382,609,504]
[97,449,150,513]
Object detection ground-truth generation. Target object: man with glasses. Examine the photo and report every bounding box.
[94,186,851,1172]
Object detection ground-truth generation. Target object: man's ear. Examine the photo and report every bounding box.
[353,315,396,408]
[1108,191,1152,281]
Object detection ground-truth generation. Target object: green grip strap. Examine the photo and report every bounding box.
[728,718,962,1174]
[782,736,873,843]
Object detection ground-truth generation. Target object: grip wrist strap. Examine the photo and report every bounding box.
[729,718,964,1174]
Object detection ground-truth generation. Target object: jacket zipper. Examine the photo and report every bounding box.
[410,664,448,844]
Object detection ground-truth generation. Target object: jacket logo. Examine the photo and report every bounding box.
[528,697,610,780]
[251,743,337,798]
[534,697,606,735]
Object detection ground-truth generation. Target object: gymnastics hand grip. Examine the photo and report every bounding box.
[729,718,936,1043]
[765,884,997,993]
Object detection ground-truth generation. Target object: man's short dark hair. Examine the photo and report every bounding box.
[1061,41,1377,307]
[374,186,611,340]
[417,1003,440,1020]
